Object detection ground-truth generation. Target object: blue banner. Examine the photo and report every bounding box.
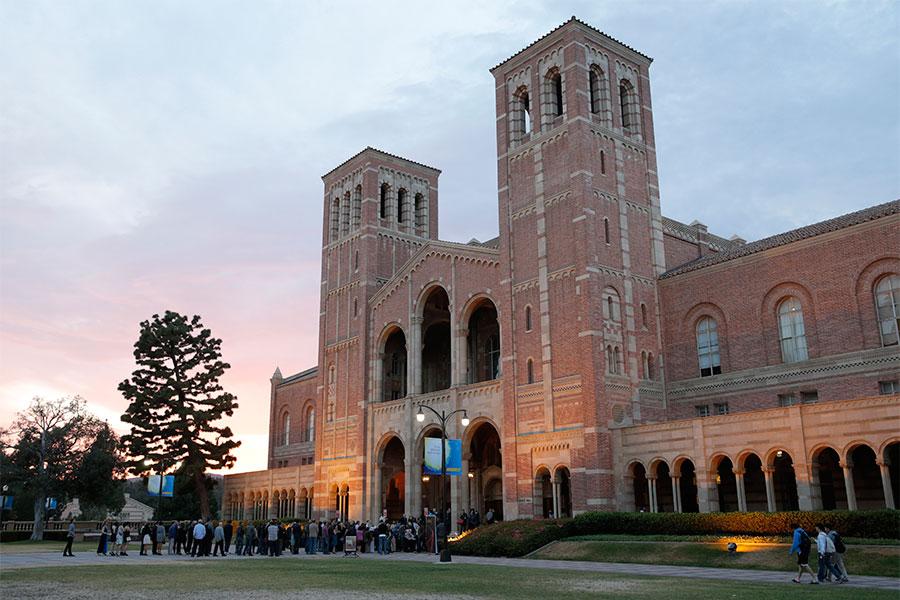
[423,438,462,475]
[1,495,13,509]
[148,474,175,497]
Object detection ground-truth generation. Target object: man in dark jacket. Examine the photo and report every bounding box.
[291,521,302,554]
[223,520,233,555]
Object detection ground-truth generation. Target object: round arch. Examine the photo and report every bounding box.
[414,281,452,319]
[647,457,669,477]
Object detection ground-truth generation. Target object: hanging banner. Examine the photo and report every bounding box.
[148,475,175,497]
[423,438,462,475]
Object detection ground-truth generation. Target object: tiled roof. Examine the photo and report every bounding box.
[661,216,739,251]
[490,16,652,73]
[279,366,318,385]
[322,147,441,180]
[660,200,900,279]
[467,236,500,249]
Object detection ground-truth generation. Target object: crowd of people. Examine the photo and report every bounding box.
[73,507,480,559]
[787,522,851,584]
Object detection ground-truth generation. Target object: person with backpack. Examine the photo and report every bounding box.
[815,523,844,583]
[788,523,817,583]
[825,524,850,583]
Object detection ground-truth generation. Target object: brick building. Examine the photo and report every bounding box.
[223,17,899,524]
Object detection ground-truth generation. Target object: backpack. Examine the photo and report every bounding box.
[832,532,846,553]
[798,529,811,553]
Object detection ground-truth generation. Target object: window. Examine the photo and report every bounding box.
[351,185,362,230]
[606,345,614,374]
[778,297,809,363]
[641,351,649,379]
[484,334,500,380]
[341,190,351,234]
[696,317,722,377]
[619,79,636,132]
[695,405,710,418]
[513,86,531,143]
[326,365,336,422]
[397,188,408,224]
[354,250,359,271]
[613,346,622,374]
[647,352,654,380]
[778,393,796,407]
[714,403,729,415]
[414,193,426,236]
[603,217,610,244]
[353,298,358,317]
[282,412,290,446]
[880,380,899,395]
[306,407,315,442]
[526,358,534,384]
[553,73,563,116]
[640,303,648,329]
[379,183,390,219]
[525,305,533,332]
[801,391,818,404]
[589,65,604,114]
[779,391,818,407]
[603,287,621,322]
[875,274,899,346]
[544,68,563,120]
[600,149,606,175]
[330,197,340,241]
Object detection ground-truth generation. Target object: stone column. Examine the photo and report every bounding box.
[763,467,776,512]
[410,317,423,395]
[697,470,715,513]
[878,461,896,509]
[840,462,857,511]
[794,462,815,511]
[457,327,470,386]
[552,480,560,518]
[462,458,471,511]
[734,469,747,512]
[648,476,658,513]
[268,494,277,519]
[672,476,682,513]
[375,463,384,521]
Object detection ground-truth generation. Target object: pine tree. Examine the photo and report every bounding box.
[119,311,240,518]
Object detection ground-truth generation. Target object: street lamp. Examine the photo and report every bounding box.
[415,403,468,562]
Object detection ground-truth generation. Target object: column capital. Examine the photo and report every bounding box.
[411,315,424,325]
[876,459,890,468]
[732,469,745,476]
[839,461,854,470]
[646,475,658,481]
[762,466,775,475]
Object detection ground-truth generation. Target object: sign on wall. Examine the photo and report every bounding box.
[423,438,462,475]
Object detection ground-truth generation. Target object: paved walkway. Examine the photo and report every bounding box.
[1,549,898,591]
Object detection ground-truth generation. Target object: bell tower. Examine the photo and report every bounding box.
[492,18,666,516]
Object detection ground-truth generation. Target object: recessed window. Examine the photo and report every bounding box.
[695,405,710,418]
[880,380,899,395]
[354,250,359,271]
[600,149,606,175]
[640,303,648,329]
[875,274,899,346]
[379,183,390,219]
[525,305,533,332]
[603,287,621,322]
[778,297,809,363]
[604,218,610,244]
[526,358,534,384]
[613,346,622,374]
[696,317,722,377]
[397,188,408,224]
[353,298,358,318]
[714,403,729,415]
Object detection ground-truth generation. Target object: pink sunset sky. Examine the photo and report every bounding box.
[2,1,897,474]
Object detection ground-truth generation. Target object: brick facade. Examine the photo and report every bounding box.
[223,18,900,523]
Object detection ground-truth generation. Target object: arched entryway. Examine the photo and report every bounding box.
[467,421,502,519]
[534,467,553,518]
[380,435,406,519]
[675,458,699,513]
[771,450,799,511]
[654,461,674,513]
[465,298,500,383]
[714,456,738,512]
[421,287,451,393]
[742,453,767,512]
[885,441,900,508]
[813,446,846,510]
[299,488,310,519]
[555,467,572,518]
[849,444,885,509]
[630,462,649,512]
[382,328,407,401]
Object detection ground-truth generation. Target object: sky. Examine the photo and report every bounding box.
[1,0,898,473]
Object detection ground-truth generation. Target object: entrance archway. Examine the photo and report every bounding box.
[885,442,900,508]
[381,436,406,519]
[743,453,767,512]
[466,299,500,383]
[654,461,674,513]
[715,456,738,512]
[467,421,502,519]
[631,462,649,512]
[534,467,553,518]
[555,466,572,518]
[814,447,846,510]
[421,287,451,393]
[677,458,699,513]
[771,450,799,511]
[850,444,884,509]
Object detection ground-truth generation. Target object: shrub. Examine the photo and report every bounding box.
[450,510,900,558]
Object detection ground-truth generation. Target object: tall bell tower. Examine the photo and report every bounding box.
[492,18,667,517]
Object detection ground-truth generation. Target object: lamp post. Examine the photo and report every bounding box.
[416,403,469,562]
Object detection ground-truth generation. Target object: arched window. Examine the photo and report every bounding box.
[306,406,315,442]
[484,334,500,380]
[604,218,610,243]
[778,297,809,363]
[552,72,563,116]
[640,303,648,328]
[647,352,654,380]
[341,190,351,235]
[619,79,638,133]
[513,86,531,143]
[543,68,563,127]
[282,412,291,446]
[641,351,648,379]
[589,67,599,113]
[614,346,622,374]
[606,345,614,374]
[353,298,358,317]
[525,305,533,332]
[600,149,606,175]
[414,193,426,236]
[526,358,534,384]
[330,197,340,242]
[353,249,359,271]
[379,183,390,220]
[875,274,899,346]
[696,317,721,377]
[326,365,336,422]
[351,185,362,230]
[603,287,621,323]
[397,188,408,224]
[589,64,610,121]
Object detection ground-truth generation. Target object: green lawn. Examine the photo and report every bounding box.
[530,539,900,578]
[0,559,896,600]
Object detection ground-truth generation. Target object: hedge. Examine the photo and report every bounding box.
[450,510,900,558]
[0,530,69,543]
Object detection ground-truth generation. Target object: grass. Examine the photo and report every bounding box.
[530,539,900,578]
[0,558,896,600]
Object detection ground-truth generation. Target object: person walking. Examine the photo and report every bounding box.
[122,523,131,556]
[235,521,245,556]
[113,522,124,557]
[63,516,76,557]
[213,520,226,556]
[306,519,318,554]
[167,521,177,555]
[825,524,850,583]
[244,521,256,556]
[815,524,844,583]
[788,523,816,583]
[191,519,206,557]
